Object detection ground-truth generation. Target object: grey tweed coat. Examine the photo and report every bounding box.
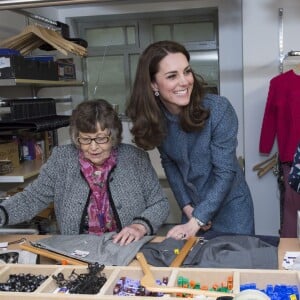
[2,143,169,235]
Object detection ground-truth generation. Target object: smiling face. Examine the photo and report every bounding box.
[79,123,113,166]
[151,52,194,114]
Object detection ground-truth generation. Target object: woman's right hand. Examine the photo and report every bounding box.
[112,224,147,246]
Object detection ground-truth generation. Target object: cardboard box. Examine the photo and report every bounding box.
[0,140,20,168]
[57,58,76,80]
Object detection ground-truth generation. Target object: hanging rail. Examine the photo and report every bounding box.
[12,9,70,38]
[279,8,284,73]
[13,9,60,27]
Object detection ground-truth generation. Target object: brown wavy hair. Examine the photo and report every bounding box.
[126,40,209,150]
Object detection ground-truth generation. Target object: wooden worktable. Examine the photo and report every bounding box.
[0,235,299,269]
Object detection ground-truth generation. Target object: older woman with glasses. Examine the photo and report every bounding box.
[0,99,169,245]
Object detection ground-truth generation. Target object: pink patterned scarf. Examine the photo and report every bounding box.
[79,149,117,235]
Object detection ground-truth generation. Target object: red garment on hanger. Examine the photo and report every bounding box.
[259,70,300,162]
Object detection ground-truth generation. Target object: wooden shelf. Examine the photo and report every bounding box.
[0,78,84,87]
[0,159,43,183]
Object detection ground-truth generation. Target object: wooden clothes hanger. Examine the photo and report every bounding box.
[29,25,69,56]
[253,153,278,178]
[0,24,87,57]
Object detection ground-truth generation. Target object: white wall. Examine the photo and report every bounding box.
[0,11,26,39]
[218,0,244,158]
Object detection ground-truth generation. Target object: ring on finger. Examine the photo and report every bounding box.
[178,233,186,239]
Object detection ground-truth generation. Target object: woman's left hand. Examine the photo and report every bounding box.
[112,224,147,246]
[183,204,194,219]
[166,219,201,240]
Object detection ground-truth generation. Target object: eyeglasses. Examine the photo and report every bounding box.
[77,135,111,145]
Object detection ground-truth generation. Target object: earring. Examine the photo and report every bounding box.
[154,90,160,97]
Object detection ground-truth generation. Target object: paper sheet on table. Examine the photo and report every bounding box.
[282,251,300,270]
[0,250,37,264]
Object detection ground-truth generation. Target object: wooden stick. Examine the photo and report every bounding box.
[169,237,198,267]
[136,252,234,298]
[136,252,157,286]
[20,243,87,265]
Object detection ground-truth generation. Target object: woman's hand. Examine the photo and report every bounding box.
[166,218,199,240]
[166,218,212,240]
[112,224,147,246]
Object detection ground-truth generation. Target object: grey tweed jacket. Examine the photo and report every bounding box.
[2,143,169,235]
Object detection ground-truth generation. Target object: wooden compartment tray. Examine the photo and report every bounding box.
[239,268,300,294]
[0,264,299,299]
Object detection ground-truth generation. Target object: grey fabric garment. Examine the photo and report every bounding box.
[141,238,185,267]
[141,235,278,269]
[185,235,278,269]
[31,232,154,266]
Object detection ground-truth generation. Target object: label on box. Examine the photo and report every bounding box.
[71,249,89,258]
[0,141,20,167]
[282,251,300,269]
[57,61,76,80]
[54,287,69,294]
[0,57,10,69]
[0,242,8,248]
